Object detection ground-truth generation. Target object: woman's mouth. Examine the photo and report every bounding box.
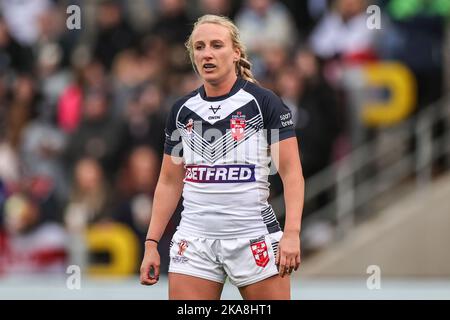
[203,63,216,72]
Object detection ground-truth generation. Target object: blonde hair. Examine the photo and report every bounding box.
[185,14,258,84]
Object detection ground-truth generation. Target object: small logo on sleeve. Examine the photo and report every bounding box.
[280,113,293,127]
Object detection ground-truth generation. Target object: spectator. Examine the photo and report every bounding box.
[0,193,68,275]
[57,60,108,133]
[124,82,167,154]
[259,43,290,91]
[0,0,51,46]
[35,3,78,69]
[234,0,298,78]
[198,0,234,17]
[309,0,378,63]
[5,75,39,150]
[177,71,203,98]
[0,16,34,73]
[122,0,158,33]
[93,0,138,70]
[36,43,72,115]
[111,46,165,117]
[64,89,127,176]
[26,174,63,223]
[280,0,330,40]
[380,0,446,109]
[20,108,68,202]
[114,146,160,237]
[291,48,341,178]
[64,157,114,233]
[269,57,339,201]
[150,0,193,47]
[149,0,193,74]
[0,141,20,187]
[113,146,166,272]
[235,0,298,54]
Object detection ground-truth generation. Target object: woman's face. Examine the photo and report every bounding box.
[75,159,102,192]
[192,23,240,85]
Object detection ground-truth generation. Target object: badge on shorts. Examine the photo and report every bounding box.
[250,237,269,268]
[172,239,189,264]
[230,112,246,141]
[178,239,189,256]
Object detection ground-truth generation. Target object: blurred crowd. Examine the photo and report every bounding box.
[0,0,448,275]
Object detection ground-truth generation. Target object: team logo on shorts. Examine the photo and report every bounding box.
[230,112,246,141]
[172,239,189,264]
[249,237,269,268]
[178,239,189,256]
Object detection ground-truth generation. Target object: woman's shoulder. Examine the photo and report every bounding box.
[169,88,201,112]
[242,80,282,106]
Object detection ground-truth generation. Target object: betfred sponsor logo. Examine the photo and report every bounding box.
[185,164,255,183]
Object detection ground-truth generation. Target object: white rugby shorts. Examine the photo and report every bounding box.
[168,230,282,287]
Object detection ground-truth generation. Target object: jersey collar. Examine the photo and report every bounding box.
[198,77,246,102]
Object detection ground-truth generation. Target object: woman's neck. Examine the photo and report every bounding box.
[203,74,238,97]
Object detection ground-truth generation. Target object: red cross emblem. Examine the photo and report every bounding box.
[250,239,269,267]
[230,112,246,141]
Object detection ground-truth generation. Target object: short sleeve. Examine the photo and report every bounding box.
[163,103,183,156]
[262,91,296,144]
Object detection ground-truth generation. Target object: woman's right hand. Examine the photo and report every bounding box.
[140,242,161,285]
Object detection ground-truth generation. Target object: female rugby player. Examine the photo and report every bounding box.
[140,14,304,300]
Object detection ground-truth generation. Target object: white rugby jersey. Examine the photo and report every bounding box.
[164,77,295,239]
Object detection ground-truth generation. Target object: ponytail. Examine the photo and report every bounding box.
[236,55,258,84]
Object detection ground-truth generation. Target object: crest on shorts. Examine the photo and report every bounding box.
[172,239,189,264]
[249,237,269,268]
[230,112,246,141]
[178,239,189,256]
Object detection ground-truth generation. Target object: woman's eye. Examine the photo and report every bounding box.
[213,44,223,49]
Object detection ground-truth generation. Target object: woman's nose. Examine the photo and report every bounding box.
[202,46,213,59]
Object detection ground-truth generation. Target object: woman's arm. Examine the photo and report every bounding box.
[271,136,305,277]
[140,154,185,285]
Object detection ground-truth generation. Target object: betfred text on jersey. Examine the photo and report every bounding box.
[185,164,256,183]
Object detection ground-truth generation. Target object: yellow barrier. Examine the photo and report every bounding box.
[362,62,417,127]
[86,223,139,276]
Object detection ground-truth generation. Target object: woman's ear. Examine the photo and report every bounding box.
[234,48,241,62]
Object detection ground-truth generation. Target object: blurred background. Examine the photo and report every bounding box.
[0,0,449,299]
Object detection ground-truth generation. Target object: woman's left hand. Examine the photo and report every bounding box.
[276,230,301,277]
